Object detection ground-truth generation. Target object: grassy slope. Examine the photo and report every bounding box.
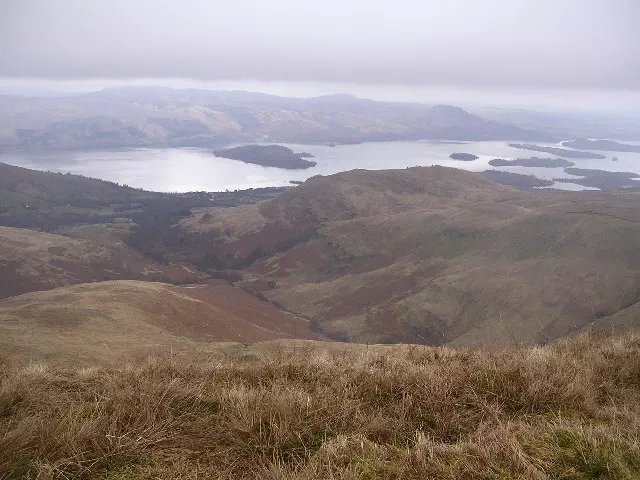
[55,223,136,247]
[1,331,639,479]
[0,162,155,219]
[0,280,323,365]
[173,167,640,345]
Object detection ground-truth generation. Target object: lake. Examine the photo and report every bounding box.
[1,140,639,192]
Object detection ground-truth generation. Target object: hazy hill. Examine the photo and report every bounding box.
[0,280,322,364]
[0,87,550,149]
[166,167,640,345]
[474,106,640,141]
[562,138,640,152]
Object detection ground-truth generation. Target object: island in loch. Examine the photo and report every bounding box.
[509,144,606,159]
[489,157,575,168]
[214,145,318,169]
[449,153,479,161]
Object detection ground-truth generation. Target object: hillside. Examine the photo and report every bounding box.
[0,227,202,299]
[0,88,550,150]
[0,280,322,364]
[1,331,639,479]
[162,167,640,345]
[0,161,158,229]
[0,161,285,231]
[0,161,156,207]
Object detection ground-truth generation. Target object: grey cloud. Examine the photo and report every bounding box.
[1,0,639,90]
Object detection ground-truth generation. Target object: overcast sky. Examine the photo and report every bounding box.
[1,0,639,110]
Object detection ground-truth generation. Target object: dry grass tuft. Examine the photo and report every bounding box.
[1,330,640,479]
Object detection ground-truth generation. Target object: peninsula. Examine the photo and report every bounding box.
[509,144,606,159]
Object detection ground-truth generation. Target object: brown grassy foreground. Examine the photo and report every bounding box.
[1,331,640,479]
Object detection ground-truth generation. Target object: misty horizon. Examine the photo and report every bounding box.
[2,79,640,115]
[2,0,640,114]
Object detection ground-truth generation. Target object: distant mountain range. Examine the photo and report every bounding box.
[474,107,640,141]
[0,87,552,150]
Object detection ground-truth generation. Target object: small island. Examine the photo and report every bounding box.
[565,167,639,177]
[489,157,575,168]
[555,168,640,190]
[449,153,479,161]
[562,139,640,153]
[509,144,606,159]
[214,145,318,169]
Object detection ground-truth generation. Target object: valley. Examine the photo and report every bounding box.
[1,158,639,360]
